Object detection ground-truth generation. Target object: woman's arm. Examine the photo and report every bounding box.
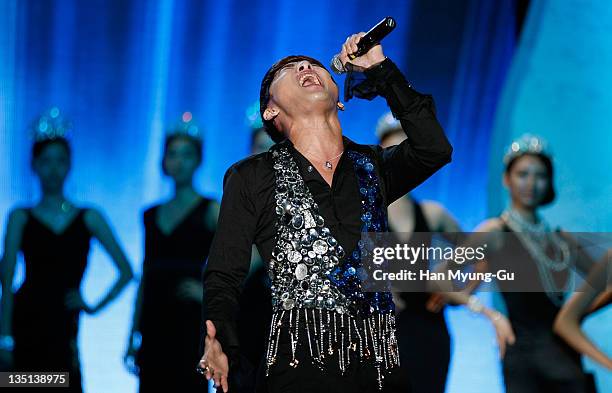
[432,289,516,358]
[553,251,612,370]
[588,290,611,314]
[0,209,28,365]
[426,219,504,311]
[124,276,144,374]
[79,209,134,313]
[0,209,27,337]
[127,276,144,339]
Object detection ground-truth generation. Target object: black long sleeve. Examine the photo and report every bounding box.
[363,58,453,204]
[201,58,452,377]
[202,167,256,365]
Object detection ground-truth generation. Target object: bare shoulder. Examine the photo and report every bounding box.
[420,200,446,215]
[420,200,461,231]
[7,207,29,227]
[474,217,505,233]
[2,207,29,251]
[468,217,506,251]
[83,207,109,232]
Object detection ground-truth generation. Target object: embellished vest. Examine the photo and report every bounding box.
[265,145,399,389]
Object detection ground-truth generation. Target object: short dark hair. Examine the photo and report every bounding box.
[31,137,71,164]
[162,134,203,175]
[259,55,334,143]
[505,153,556,206]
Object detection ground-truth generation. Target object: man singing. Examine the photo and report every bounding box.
[199,32,453,393]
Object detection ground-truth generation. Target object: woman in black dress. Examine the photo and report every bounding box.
[449,134,597,392]
[376,112,462,393]
[124,115,219,392]
[0,109,134,392]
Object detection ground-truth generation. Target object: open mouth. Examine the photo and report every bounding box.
[298,71,322,88]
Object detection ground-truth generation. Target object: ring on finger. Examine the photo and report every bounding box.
[196,365,209,375]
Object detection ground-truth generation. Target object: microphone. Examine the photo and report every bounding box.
[330,16,396,75]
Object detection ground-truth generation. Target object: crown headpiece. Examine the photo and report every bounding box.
[375,111,402,140]
[503,133,551,165]
[166,111,202,139]
[30,107,72,142]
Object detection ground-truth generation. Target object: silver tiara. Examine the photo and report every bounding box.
[166,111,202,139]
[30,107,72,142]
[375,111,402,140]
[503,133,551,165]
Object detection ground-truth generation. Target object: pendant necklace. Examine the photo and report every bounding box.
[306,150,344,170]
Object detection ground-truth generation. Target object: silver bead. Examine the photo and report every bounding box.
[282,298,295,310]
[288,251,302,263]
[313,239,328,255]
[295,263,308,280]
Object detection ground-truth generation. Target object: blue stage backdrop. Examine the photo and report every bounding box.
[2,1,609,393]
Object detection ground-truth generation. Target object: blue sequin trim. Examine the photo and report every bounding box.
[328,150,395,316]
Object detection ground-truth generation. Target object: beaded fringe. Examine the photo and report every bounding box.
[265,308,400,390]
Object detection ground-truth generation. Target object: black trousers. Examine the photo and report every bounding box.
[255,327,411,393]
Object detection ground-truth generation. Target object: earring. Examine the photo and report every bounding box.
[264,108,278,121]
[337,102,345,111]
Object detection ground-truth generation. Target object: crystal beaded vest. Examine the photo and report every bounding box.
[265,146,399,389]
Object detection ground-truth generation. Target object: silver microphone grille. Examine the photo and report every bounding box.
[330,55,345,75]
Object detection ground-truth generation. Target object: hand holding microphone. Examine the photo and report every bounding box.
[331,16,396,74]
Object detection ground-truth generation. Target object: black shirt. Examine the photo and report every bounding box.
[202,58,453,363]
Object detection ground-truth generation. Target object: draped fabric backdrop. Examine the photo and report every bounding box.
[489,0,612,388]
[2,1,609,392]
